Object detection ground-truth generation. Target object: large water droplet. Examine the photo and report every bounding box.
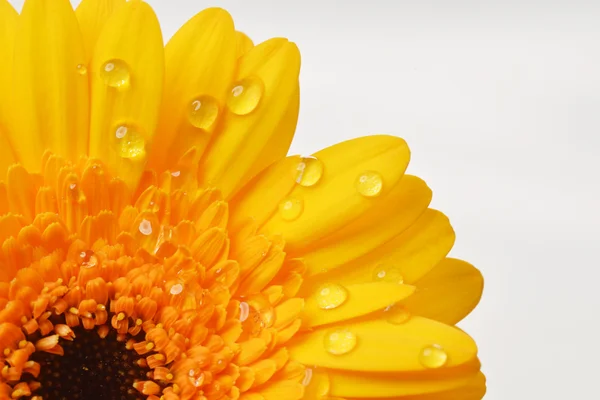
[76,64,87,75]
[239,302,250,322]
[227,76,264,115]
[279,196,303,221]
[385,304,411,325]
[114,124,146,160]
[139,219,153,236]
[419,344,448,369]
[316,283,348,310]
[188,96,219,130]
[100,59,131,88]
[324,329,357,355]
[356,171,383,197]
[296,157,324,187]
[170,283,183,295]
[372,265,404,284]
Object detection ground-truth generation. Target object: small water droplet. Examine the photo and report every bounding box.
[80,250,97,269]
[296,157,324,187]
[239,302,250,322]
[100,59,131,88]
[227,76,264,115]
[302,368,313,386]
[385,304,411,325]
[324,329,357,355]
[356,171,383,197]
[188,96,219,130]
[316,283,348,310]
[139,219,153,236]
[114,124,146,159]
[279,196,303,221]
[69,183,77,190]
[76,64,87,75]
[419,344,448,369]
[372,265,404,284]
[170,283,183,295]
[171,171,181,177]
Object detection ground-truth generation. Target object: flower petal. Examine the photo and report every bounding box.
[75,0,125,61]
[0,0,17,176]
[261,135,410,252]
[288,317,477,372]
[301,282,415,328]
[148,8,237,172]
[403,258,484,325]
[236,31,254,57]
[88,0,164,189]
[10,0,88,171]
[198,38,301,199]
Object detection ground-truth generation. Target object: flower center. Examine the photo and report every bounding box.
[30,327,150,400]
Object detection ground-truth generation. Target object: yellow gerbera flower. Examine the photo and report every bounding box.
[0,0,485,399]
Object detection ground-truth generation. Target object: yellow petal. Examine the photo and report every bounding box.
[261,135,410,252]
[198,38,301,199]
[288,317,477,372]
[148,8,237,171]
[89,0,164,189]
[301,282,415,328]
[236,31,254,57]
[0,0,17,176]
[300,175,431,276]
[75,0,126,61]
[403,258,484,325]
[274,298,304,329]
[257,380,304,400]
[10,0,89,171]
[303,208,454,291]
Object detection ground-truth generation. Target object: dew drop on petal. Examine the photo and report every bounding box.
[239,302,250,322]
[419,344,448,369]
[324,329,357,355]
[316,283,348,310]
[139,219,153,236]
[170,283,183,295]
[356,171,383,197]
[171,171,181,177]
[76,64,87,75]
[385,304,411,325]
[296,156,324,187]
[100,59,130,88]
[114,124,146,160]
[227,76,264,115]
[302,368,313,386]
[188,96,219,130]
[372,265,404,284]
[279,196,303,221]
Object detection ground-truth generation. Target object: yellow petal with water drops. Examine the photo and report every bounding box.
[148,8,237,172]
[301,175,431,276]
[303,208,454,292]
[10,0,89,171]
[262,135,410,253]
[326,363,481,397]
[0,0,17,176]
[198,38,301,199]
[288,317,477,372]
[301,282,415,328]
[237,31,254,57]
[75,0,125,61]
[274,298,304,330]
[403,258,484,325]
[230,156,301,231]
[89,0,164,189]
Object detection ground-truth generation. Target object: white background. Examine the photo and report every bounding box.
[8,1,600,399]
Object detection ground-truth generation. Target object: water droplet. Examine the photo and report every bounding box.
[279,196,303,221]
[385,304,411,325]
[139,219,153,236]
[76,64,87,75]
[100,59,131,88]
[114,124,146,159]
[324,329,357,355]
[171,171,181,177]
[239,302,250,322]
[316,283,348,310]
[419,344,448,369]
[188,96,219,130]
[356,171,383,197]
[372,265,404,284]
[226,76,264,115]
[302,368,313,386]
[170,283,183,295]
[69,183,77,190]
[80,250,98,269]
[296,157,324,187]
